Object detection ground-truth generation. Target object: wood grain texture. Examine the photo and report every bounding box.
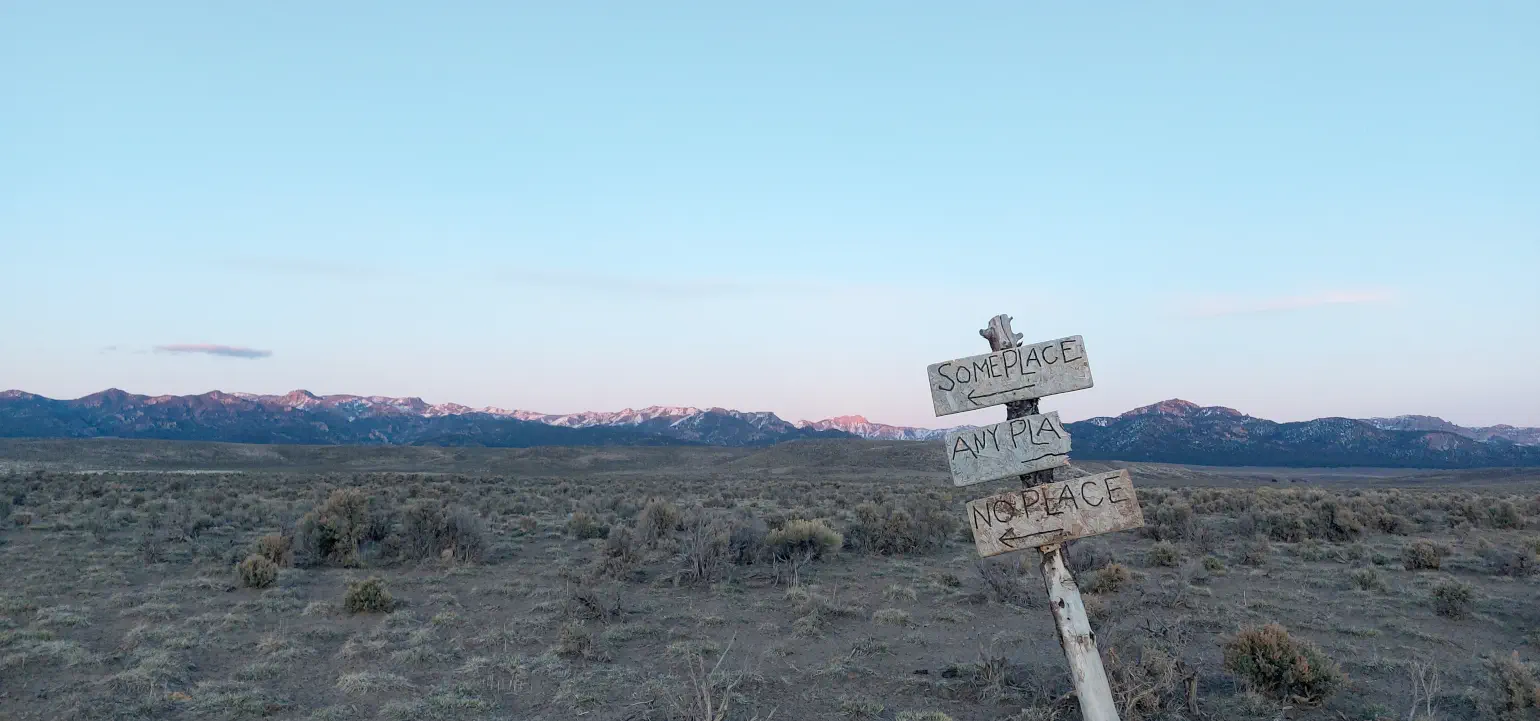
[926,335,1093,417]
[943,412,1071,487]
[965,469,1145,558]
[1040,544,1122,721]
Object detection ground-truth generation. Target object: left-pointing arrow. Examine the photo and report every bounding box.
[998,528,1058,548]
[967,384,1036,405]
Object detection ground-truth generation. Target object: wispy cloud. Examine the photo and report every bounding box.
[1185,289,1398,318]
[154,344,273,359]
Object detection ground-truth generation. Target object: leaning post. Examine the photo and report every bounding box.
[979,314,1119,721]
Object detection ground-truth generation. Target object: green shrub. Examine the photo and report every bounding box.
[398,502,446,559]
[1485,652,1540,720]
[295,489,391,567]
[634,498,682,545]
[1308,500,1364,542]
[237,554,278,589]
[1146,541,1181,567]
[343,577,393,614]
[1402,540,1445,571]
[254,533,291,566]
[1478,542,1537,577]
[843,498,955,555]
[1488,501,1525,530]
[727,513,769,565]
[1146,499,1195,542]
[1239,537,1270,567]
[565,510,609,540]
[1431,578,1474,618]
[1374,512,1412,535]
[765,519,842,562]
[1083,563,1132,594]
[1222,623,1343,704]
[1202,555,1226,572]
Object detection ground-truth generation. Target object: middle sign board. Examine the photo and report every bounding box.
[944,411,1071,487]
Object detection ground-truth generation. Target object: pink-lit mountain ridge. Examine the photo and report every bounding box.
[2,390,1537,467]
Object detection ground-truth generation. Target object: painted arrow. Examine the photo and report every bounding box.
[998,528,1059,548]
[966,384,1037,406]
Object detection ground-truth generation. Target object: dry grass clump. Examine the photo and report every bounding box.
[838,695,885,719]
[1222,623,1343,704]
[785,585,861,637]
[1346,567,1388,592]
[1083,563,1132,594]
[1430,578,1474,618]
[1066,539,1116,573]
[975,556,1032,604]
[1104,644,1197,721]
[1402,540,1447,571]
[236,554,278,589]
[343,577,393,614]
[872,608,911,626]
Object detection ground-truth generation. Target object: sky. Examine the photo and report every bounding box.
[2,2,1537,429]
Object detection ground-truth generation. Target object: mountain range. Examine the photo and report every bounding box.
[1,389,1536,468]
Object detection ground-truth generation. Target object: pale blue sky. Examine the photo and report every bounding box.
[3,3,1537,428]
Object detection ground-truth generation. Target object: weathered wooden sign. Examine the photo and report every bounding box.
[926,335,1093,416]
[965,470,1144,558]
[928,315,1135,721]
[944,412,1071,487]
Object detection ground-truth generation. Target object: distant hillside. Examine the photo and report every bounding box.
[2,389,1537,468]
[1362,414,1540,446]
[0,389,851,448]
[1065,400,1540,469]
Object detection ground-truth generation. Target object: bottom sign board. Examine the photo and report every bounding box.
[966,469,1144,558]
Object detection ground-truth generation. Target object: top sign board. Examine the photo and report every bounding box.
[926,335,1093,417]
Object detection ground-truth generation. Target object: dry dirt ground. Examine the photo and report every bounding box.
[1,438,1538,721]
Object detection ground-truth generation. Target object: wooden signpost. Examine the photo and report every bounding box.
[925,315,1142,721]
